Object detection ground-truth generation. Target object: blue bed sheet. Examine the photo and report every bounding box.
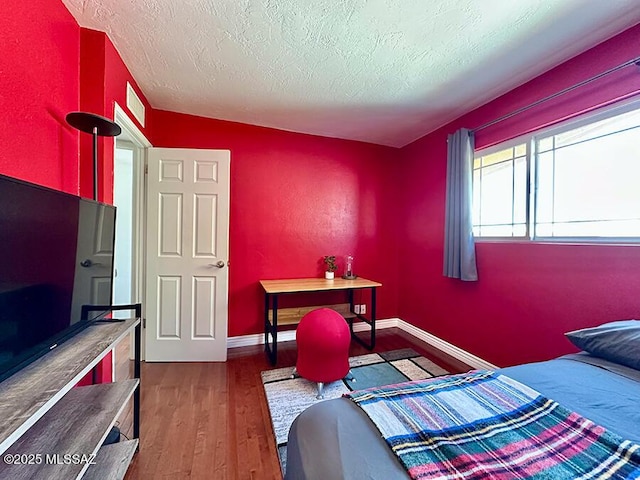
[502,353,640,443]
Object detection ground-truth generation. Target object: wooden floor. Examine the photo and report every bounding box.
[122,328,471,480]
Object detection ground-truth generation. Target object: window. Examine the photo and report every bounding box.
[473,142,528,237]
[472,101,640,241]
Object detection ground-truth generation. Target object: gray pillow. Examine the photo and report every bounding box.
[565,320,640,371]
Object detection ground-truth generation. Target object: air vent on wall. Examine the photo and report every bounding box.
[126,82,145,127]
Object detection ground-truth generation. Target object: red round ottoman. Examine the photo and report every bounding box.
[295,308,353,399]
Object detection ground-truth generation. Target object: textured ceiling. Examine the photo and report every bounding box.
[61,0,640,147]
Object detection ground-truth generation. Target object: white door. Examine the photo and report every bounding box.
[71,201,116,323]
[145,148,230,361]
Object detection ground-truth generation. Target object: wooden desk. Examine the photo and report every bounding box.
[259,277,382,365]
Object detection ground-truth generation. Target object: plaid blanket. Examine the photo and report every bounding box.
[345,371,640,479]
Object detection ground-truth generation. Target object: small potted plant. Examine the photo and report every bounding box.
[323,255,337,279]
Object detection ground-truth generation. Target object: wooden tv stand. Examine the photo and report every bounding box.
[0,317,141,480]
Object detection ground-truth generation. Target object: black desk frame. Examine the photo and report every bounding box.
[263,286,378,365]
[348,287,377,350]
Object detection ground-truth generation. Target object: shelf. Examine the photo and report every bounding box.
[0,379,138,480]
[83,439,139,480]
[0,318,139,455]
[268,302,357,326]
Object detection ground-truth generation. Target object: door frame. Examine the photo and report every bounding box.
[113,140,135,317]
[114,102,152,363]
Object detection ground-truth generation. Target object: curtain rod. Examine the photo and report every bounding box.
[472,55,640,133]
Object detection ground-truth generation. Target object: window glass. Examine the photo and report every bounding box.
[537,112,640,238]
[553,107,640,149]
[481,148,514,167]
[513,157,527,225]
[480,161,513,226]
[472,102,640,241]
[535,150,554,224]
[472,143,526,238]
[538,137,554,153]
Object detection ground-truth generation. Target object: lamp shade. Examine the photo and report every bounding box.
[65,111,122,200]
[66,112,121,137]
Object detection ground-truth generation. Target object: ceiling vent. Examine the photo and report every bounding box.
[126,82,145,127]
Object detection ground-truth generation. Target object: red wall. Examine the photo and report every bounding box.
[398,24,640,367]
[150,112,399,337]
[79,29,152,202]
[0,0,80,193]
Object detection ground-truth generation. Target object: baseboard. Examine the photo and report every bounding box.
[226,317,497,370]
[226,331,294,349]
[396,319,497,370]
[357,318,398,331]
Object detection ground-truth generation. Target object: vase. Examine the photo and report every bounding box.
[325,271,334,280]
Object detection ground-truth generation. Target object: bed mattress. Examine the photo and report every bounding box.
[284,354,640,480]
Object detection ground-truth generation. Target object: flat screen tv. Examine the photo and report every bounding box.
[0,174,116,382]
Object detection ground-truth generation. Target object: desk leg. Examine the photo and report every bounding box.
[133,321,141,442]
[272,295,278,364]
[350,287,377,351]
[370,287,377,349]
[347,289,355,332]
[264,292,270,352]
[264,293,278,365]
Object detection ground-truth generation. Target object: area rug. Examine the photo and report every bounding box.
[260,348,450,474]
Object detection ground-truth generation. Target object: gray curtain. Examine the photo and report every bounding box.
[443,128,478,281]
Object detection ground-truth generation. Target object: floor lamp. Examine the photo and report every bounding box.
[65,112,123,392]
[66,112,122,201]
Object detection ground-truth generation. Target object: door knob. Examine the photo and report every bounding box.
[209,261,225,268]
[80,259,102,268]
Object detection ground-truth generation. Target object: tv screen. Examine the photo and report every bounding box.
[0,174,116,382]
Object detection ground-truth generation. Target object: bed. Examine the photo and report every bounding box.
[285,343,640,479]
